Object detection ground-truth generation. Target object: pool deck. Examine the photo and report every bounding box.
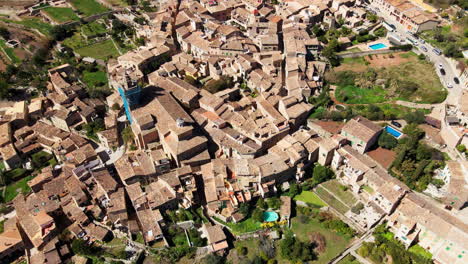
[353,38,392,52]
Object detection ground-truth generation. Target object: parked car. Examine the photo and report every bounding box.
[438,63,443,69]
[440,68,446,75]
[420,46,427,52]
[447,83,453,88]
[454,77,460,84]
[433,48,442,55]
[391,121,402,128]
[419,39,425,44]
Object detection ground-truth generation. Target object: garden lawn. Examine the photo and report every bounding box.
[83,70,108,88]
[409,245,433,259]
[31,151,57,169]
[226,218,261,235]
[0,219,4,233]
[5,168,28,182]
[321,180,357,207]
[71,0,109,16]
[75,39,120,60]
[43,7,79,23]
[315,187,350,214]
[1,175,34,202]
[335,85,387,104]
[294,191,327,207]
[0,39,20,64]
[291,214,351,264]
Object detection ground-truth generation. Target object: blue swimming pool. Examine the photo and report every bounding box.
[385,126,402,138]
[369,43,388,50]
[263,211,279,222]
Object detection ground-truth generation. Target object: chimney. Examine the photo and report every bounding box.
[176,118,185,128]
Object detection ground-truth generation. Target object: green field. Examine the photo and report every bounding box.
[71,0,109,16]
[0,39,21,64]
[83,70,108,88]
[291,214,351,264]
[315,187,350,214]
[81,21,107,37]
[333,52,446,104]
[294,191,328,207]
[75,39,120,60]
[321,180,357,207]
[0,18,53,37]
[335,85,387,104]
[43,7,80,23]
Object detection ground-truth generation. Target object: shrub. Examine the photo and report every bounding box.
[456,144,466,153]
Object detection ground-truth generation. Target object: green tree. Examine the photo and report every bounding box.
[266,197,281,210]
[121,126,134,144]
[72,239,101,256]
[351,202,364,214]
[378,131,398,149]
[312,164,335,185]
[456,144,466,152]
[444,43,463,58]
[257,198,268,210]
[416,144,432,161]
[322,39,340,66]
[252,208,264,222]
[203,253,224,264]
[239,202,250,216]
[288,183,301,197]
[403,124,425,140]
[0,79,9,99]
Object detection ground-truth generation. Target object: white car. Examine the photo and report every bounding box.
[438,63,444,69]
[106,149,112,155]
[447,83,453,88]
